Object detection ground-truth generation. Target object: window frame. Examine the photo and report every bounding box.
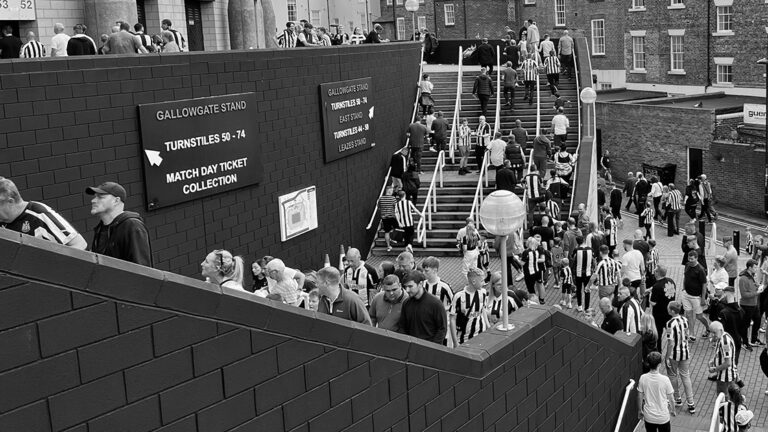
[669,33,685,73]
[632,35,646,71]
[287,0,297,22]
[444,4,455,26]
[668,0,685,8]
[310,10,321,26]
[396,0,403,5]
[631,0,645,10]
[417,16,427,32]
[590,19,605,56]
[396,17,406,40]
[555,0,566,27]
[715,6,733,34]
[386,0,392,5]
[714,57,734,86]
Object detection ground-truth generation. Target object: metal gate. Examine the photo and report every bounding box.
[184,0,204,51]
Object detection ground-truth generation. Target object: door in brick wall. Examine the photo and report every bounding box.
[688,148,702,180]
[136,0,147,31]
[184,0,205,51]
[0,21,20,37]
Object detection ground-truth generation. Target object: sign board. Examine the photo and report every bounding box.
[279,186,318,241]
[0,0,36,20]
[319,77,376,162]
[744,103,766,126]
[138,93,262,210]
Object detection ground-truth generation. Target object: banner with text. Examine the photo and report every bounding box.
[319,77,376,162]
[0,0,35,20]
[744,103,766,126]
[138,93,262,210]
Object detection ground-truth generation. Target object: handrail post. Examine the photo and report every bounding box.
[613,379,636,432]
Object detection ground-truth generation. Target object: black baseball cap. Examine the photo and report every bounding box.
[86,182,127,202]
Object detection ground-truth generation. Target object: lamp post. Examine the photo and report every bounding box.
[579,87,597,138]
[758,58,768,216]
[405,0,419,41]
[479,190,527,331]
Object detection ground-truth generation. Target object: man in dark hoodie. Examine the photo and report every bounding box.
[739,259,763,348]
[86,182,152,266]
[472,67,494,117]
[719,285,746,364]
[475,38,495,75]
[532,133,551,179]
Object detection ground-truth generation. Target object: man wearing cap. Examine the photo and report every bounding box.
[738,259,763,347]
[86,182,152,266]
[0,177,87,249]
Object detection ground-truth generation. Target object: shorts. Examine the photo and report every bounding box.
[524,272,539,294]
[561,283,572,294]
[598,285,614,299]
[382,217,398,233]
[462,248,479,275]
[681,292,703,315]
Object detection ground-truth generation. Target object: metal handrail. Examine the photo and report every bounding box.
[535,67,541,136]
[366,46,425,230]
[416,150,445,246]
[613,379,636,432]
[569,47,582,217]
[709,392,726,432]
[469,152,490,227]
[448,45,463,164]
[521,149,534,230]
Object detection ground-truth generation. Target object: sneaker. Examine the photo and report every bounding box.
[405,244,413,254]
[515,274,524,282]
[566,301,572,309]
[745,344,754,352]
[760,327,766,333]
[688,336,696,342]
[702,330,710,338]
[688,404,696,414]
[674,398,683,406]
[429,147,437,152]
[560,300,566,306]
[386,246,392,252]
[707,375,717,381]
[754,340,766,346]
[577,306,584,312]
[539,299,545,305]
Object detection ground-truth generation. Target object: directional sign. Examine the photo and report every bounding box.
[0,0,36,21]
[319,77,376,163]
[137,93,262,210]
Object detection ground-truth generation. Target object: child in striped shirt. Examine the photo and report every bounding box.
[560,258,573,309]
[641,201,655,240]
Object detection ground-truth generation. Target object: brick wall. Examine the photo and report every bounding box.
[710,1,767,89]
[0,44,421,278]
[704,141,765,215]
[379,0,511,41]
[0,230,642,432]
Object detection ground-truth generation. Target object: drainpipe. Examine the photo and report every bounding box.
[705,1,712,92]
[462,0,467,38]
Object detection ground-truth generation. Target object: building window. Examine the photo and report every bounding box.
[669,0,684,7]
[632,36,645,70]
[525,0,535,4]
[591,19,605,55]
[599,82,613,90]
[716,64,733,84]
[555,0,566,26]
[396,0,403,5]
[418,16,427,31]
[386,0,392,5]
[287,0,297,22]
[419,0,425,3]
[717,6,733,32]
[632,0,645,9]
[670,35,684,72]
[311,10,321,25]
[444,4,455,26]
[396,17,405,40]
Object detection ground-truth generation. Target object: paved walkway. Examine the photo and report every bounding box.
[368,211,767,431]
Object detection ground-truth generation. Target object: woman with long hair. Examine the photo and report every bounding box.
[554,144,576,182]
[201,249,244,290]
[350,27,365,44]
[640,314,658,372]
[250,257,269,295]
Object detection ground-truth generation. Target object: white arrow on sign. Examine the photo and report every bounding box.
[145,150,163,167]
[369,106,375,119]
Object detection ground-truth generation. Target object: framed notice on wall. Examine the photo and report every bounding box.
[278,186,318,242]
[319,77,376,163]
[137,93,262,210]
[0,0,36,20]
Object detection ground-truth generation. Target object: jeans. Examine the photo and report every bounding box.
[742,304,761,343]
[644,421,671,432]
[409,146,422,172]
[546,73,559,94]
[699,198,714,222]
[668,358,694,405]
[574,276,591,307]
[503,85,515,106]
[524,80,535,104]
[666,209,679,236]
[478,94,490,116]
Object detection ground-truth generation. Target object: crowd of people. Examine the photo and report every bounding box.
[0,19,187,59]
[275,20,440,49]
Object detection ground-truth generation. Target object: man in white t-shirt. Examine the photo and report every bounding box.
[487,132,507,171]
[50,23,70,57]
[637,351,675,430]
[621,239,645,288]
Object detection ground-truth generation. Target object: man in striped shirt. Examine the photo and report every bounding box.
[709,321,738,396]
[378,185,398,251]
[521,53,538,106]
[450,267,489,345]
[544,51,561,95]
[665,301,696,414]
[343,248,380,307]
[19,31,46,58]
[666,183,683,236]
[571,235,594,312]
[276,22,298,48]
[602,207,618,254]
[161,19,187,51]
[422,257,454,347]
[591,245,621,301]
[395,191,421,249]
[618,286,642,334]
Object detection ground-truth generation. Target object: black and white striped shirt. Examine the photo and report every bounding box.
[451,288,489,344]
[571,246,594,278]
[719,401,743,432]
[525,173,542,199]
[395,198,415,228]
[546,199,560,221]
[665,316,690,361]
[489,293,517,320]
[544,56,560,75]
[20,40,45,58]
[343,262,379,294]
[168,29,186,51]
[594,256,621,286]
[714,332,737,383]
[603,216,618,247]
[277,29,298,48]
[621,297,642,334]
[560,266,573,286]
[667,189,683,211]
[1,201,81,246]
[521,248,540,276]
[521,58,538,81]
[425,278,453,311]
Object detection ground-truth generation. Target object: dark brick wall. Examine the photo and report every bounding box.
[0,44,421,277]
[704,142,765,215]
[0,229,642,432]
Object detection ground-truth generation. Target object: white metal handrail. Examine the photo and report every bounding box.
[416,150,445,246]
[448,46,463,164]
[613,379,636,432]
[569,46,582,217]
[709,392,726,432]
[469,152,490,227]
[535,69,541,136]
[521,149,534,230]
[493,45,502,137]
[366,46,425,230]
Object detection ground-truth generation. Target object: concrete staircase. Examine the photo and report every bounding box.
[370,67,580,258]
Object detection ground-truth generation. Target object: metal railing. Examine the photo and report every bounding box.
[709,392,726,432]
[448,45,463,164]
[416,150,445,246]
[366,46,425,231]
[569,47,582,217]
[613,379,636,432]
